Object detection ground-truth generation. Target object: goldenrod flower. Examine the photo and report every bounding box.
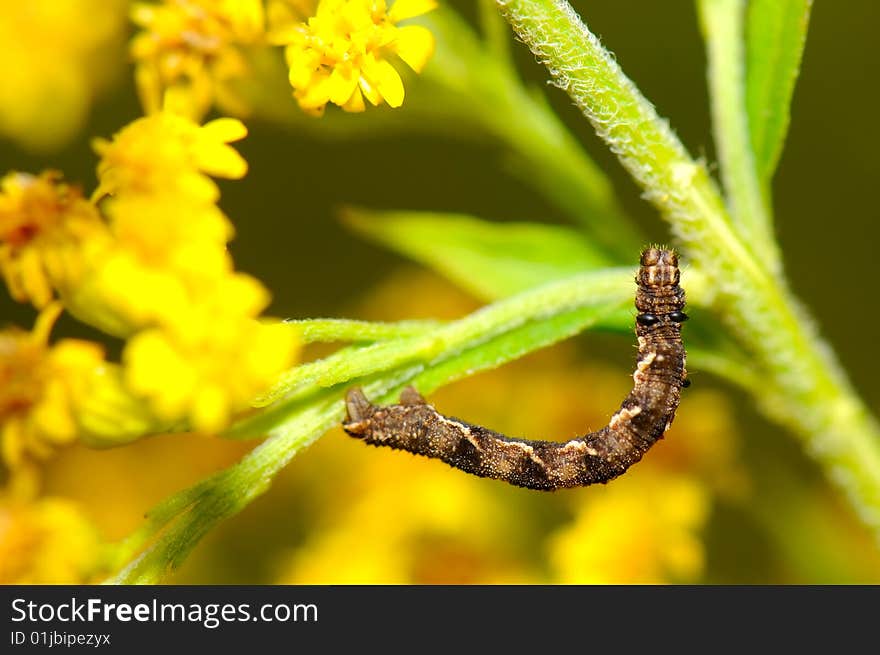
[87,111,297,434]
[0,0,127,152]
[131,0,266,119]
[85,114,248,330]
[0,305,105,492]
[93,114,248,202]
[0,498,106,583]
[124,312,299,433]
[271,0,437,114]
[0,172,109,309]
[81,200,234,331]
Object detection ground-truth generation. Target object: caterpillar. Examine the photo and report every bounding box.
[342,247,689,490]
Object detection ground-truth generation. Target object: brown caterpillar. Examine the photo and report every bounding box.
[342,247,688,490]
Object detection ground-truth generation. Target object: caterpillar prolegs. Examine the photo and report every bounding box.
[342,247,689,490]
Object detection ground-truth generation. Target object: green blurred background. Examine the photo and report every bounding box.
[2,0,879,582]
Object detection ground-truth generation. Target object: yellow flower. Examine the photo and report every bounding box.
[0,498,106,583]
[0,0,128,152]
[547,474,710,584]
[82,114,249,331]
[0,304,105,493]
[66,111,296,435]
[81,198,234,331]
[131,0,266,119]
[271,0,437,114]
[0,171,109,309]
[124,310,299,433]
[93,114,248,202]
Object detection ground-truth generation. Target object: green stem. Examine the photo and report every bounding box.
[495,0,880,539]
[698,0,779,271]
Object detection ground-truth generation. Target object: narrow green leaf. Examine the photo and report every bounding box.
[289,318,442,343]
[698,0,779,270]
[344,208,611,300]
[746,0,813,183]
[248,337,429,409]
[410,303,629,394]
[478,0,514,67]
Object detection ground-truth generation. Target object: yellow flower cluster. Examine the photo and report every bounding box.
[270,0,437,114]
[0,0,128,152]
[129,0,438,118]
[89,114,247,328]
[0,172,109,309]
[91,115,298,432]
[0,114,299,478]
[131,0,266,119]
[0,305,105,497]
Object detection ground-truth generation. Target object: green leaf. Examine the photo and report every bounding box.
[410,303,628,395]
[698,0,779,270]
[746,0,813,183]
[344,208,612,300]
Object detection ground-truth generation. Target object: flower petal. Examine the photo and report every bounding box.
[388,0,437,22]
[358,74,383,106]
[363,57,404,108]
[342,87,366,112]
[327,65,360,106]
[393,25,435,72]
[201,118,248,143]
[297,72,334,110]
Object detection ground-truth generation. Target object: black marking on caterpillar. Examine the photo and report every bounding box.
[342,247,689,491]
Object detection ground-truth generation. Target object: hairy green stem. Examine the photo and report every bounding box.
[698,0,779,271]
[495,0,880,537]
